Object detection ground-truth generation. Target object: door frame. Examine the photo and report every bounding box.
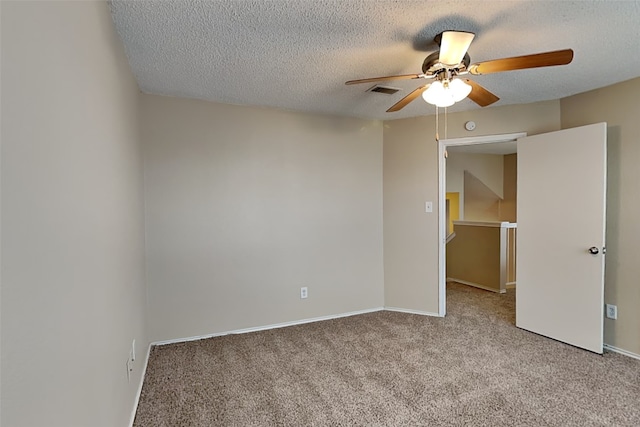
[437,132,527,316]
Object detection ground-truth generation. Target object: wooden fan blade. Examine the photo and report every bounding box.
[386,85,430,112]
[439,31,475,66]
[345,74,422,85]
[464,79,500,107]
[469,49,574,75]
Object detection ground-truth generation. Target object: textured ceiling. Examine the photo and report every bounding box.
[109,1,640,120]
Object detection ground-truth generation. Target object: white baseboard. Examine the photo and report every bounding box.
[151,307,385,346]
[128,343,151,427]
[384,306,441,317]
[506,282,516,289]
[448,277,505,294]
[603,344,640,361]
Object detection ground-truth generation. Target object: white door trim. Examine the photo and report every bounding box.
[437,132,527,316]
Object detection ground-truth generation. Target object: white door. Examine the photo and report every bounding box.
[516,123,607,354]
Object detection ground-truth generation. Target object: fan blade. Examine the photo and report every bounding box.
[386,85,430,112]
[439,31,475,66]
[464,79,500,107]
[469,49,574,75]
[345,74,422,85]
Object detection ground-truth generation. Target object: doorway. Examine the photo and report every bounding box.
[437,132,526,316]
[437,124,607,354]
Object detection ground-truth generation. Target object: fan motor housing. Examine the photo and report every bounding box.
[422,52,471,75]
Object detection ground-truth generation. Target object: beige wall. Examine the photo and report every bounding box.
[561,77,640,355]
[384,100,560,314]
[463,170,502,221]
[1,2,147,427]
[142,95,384,342]
[446,224,502,292]
[383,118,441,312]
[446,152,517,222]
[502,154,517,222]
[446,152,504,219]
[438,100,562,140]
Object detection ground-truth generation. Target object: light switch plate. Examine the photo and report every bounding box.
[425,201,433,213]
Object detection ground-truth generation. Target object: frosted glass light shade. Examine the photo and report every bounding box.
[422,81,454,107]
[422,78,472,107]
[449,78,472,102]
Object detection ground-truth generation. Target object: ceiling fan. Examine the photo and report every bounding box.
[345,31,574,112]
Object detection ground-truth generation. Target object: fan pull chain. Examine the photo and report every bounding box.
[434,106,449,141]
[444,106,448,140]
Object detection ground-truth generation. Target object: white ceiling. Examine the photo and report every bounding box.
[109,1,640,121]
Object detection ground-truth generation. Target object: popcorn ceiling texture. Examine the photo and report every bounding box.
[109,1,640,120]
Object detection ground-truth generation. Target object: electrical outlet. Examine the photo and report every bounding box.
[606,304,618,320]
[300,287,308,299]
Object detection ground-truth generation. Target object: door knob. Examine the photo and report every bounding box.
[588,246,599,255]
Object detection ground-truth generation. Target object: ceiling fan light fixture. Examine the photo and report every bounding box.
[345,31,572,113]
[422,78,471,107]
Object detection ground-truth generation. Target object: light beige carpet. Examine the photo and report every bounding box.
[133,283,640,426]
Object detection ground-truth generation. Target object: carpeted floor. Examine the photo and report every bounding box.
[133,283,640,426]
